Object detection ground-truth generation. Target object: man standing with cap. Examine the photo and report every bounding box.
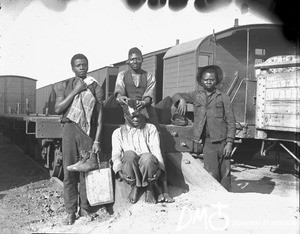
[171,65,236,191]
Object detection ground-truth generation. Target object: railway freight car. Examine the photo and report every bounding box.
[0,75,36,114]
[162,23,298,164]
[1,22,299,178]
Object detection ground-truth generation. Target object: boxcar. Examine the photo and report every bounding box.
[163,23,298,162]
[0,75,36,114]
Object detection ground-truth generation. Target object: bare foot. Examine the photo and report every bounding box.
[145,184,157,204]
[79,209,96,221]
[161,180,174,202]
[163,192,174,203]
[63,213,76,225]
[127,186,139,203]
[153,182,165,202]
[157,194,165,202]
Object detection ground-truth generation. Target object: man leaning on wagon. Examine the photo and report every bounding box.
[54,53,104,225]
[172,65,236,191]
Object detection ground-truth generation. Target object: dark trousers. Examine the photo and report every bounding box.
[62,122,93,214]
[121,151,159,187]
[203,138,231,191]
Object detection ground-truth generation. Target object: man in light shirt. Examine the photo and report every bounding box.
[111,100,166,204]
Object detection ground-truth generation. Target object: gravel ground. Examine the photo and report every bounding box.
[0,133,111,234]
[0,133,299,234]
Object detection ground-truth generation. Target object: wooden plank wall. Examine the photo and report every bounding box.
[262,70,300,132]
[36,84,53,114]
[142,56,156,75]
[6,78,22,113]
[0,76,36,114]
[0,78,5,113]
[163,52,196,98]
[23,78,36,114]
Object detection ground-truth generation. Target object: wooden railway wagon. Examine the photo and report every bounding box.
[0,75,36,114]
[0,23,299,179]
[162,23,298,162]
[254,55,300,171]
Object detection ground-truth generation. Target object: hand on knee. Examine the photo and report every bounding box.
[148,169,161,183]
[117,171,136,185]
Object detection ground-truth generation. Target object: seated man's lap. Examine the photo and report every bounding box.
[138,153,159,178]
[121,151,160,182]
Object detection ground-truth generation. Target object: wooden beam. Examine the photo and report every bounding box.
[110,177,146,215]
[165,152,227,192]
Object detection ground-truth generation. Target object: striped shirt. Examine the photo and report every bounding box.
[111,123,165,173]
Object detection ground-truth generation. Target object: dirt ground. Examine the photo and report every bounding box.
[0,133,111,234]
[0,133,299,234]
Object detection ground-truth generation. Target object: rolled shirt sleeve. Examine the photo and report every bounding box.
[55,81,66,98]
[143,72,156,104]
[114,71,126,97]
[147,124,165,172]
[111,128,123,173]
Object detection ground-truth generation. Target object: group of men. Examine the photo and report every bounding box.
[54,47,236,225]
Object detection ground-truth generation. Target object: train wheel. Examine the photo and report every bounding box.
[49,147,63,179]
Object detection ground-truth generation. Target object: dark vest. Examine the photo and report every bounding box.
[124,69,147,100]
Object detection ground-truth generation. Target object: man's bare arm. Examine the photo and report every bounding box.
[92,104,103,153]
[54,80,87,114]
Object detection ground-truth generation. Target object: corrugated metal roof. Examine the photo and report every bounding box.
[163,36,208,59]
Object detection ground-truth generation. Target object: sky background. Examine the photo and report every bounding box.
[0,0,282,88]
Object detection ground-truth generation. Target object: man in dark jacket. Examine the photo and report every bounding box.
[172,65,236,191]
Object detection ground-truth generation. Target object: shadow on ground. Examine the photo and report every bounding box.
[0,135,50,192]
[231,175,275,194]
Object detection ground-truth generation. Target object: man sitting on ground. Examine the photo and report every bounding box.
[111,99,168,204]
